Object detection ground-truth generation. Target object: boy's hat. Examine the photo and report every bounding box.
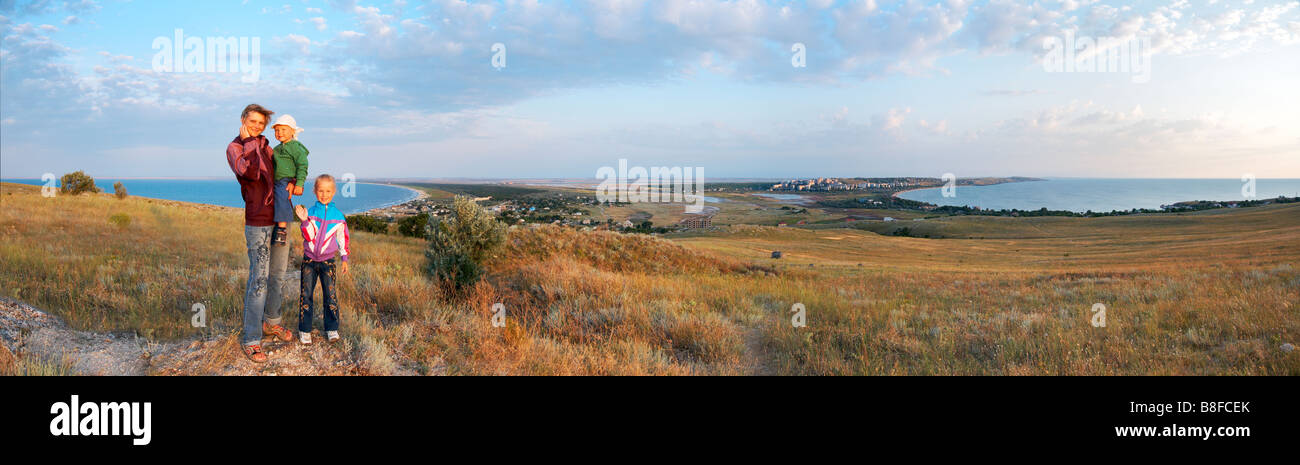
[271,114,304,133]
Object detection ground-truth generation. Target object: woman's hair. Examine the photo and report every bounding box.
[241,103,273,121]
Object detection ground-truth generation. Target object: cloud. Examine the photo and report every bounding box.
[874,107,912,133]
[3,0,1299,178]
[980,89,1046,97]
[280,34,312,55]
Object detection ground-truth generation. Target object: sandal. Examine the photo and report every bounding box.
[243,344,267,363]
[262,322,293,342]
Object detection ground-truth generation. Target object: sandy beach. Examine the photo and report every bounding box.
[359,184,429,216]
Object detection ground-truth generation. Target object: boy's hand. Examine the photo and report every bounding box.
[294,205,308,222]
[340,262,349,275]
[293,185,304,196]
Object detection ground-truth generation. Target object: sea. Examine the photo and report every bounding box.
[896,178,1300,213]
[1,178,420,215]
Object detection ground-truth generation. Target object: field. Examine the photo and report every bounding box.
[1,181,1297,375]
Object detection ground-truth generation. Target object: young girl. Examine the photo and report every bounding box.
[295,174,350,344]
[271,115,309,245]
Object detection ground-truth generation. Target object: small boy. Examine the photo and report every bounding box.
[271,115,309,245]
[295,174,350,344]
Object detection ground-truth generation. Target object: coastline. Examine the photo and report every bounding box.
[891,187,934,199]
[359,184,427,214]
[892,178,1045,199]
[358,184,429,217]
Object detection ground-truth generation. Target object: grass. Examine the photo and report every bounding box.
[0,344,75,376]
[1,181,1297,375]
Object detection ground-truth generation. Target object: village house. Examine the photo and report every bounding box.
[679,214,713,229]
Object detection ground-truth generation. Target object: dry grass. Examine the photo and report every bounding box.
[2,182,1297,375]
[0,344,75,376]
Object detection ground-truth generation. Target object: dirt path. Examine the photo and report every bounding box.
[742,326,775,376]
[0,297,364,376]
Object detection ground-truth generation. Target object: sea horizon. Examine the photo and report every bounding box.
[897,178,1300,213]
[9,176,1299,214]
[7,175,1300,181]
[1,178,420,215]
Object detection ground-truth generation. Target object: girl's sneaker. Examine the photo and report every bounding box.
[299,331,312,345]
[327,331,340,343]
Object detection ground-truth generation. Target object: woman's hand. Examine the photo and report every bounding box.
[239,124,250,139]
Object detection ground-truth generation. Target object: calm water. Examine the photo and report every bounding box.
[2,178,419,215]
[898,178,1300,213]
[753,193,813,204]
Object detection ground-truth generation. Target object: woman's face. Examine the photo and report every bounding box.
[273,125,295,143]
[243,112,267,136]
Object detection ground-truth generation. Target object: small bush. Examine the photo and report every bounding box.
[59,171,100,195]
[397,213,430,238]
[108,213,131,229]
[358,334,396,375]
[425,196,506,291]
[113,181,128,199]
[346,215,389,234]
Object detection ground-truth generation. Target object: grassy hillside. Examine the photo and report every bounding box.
[2,182,1297,375]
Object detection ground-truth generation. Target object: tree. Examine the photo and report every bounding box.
[425,196,506,292]
[397,213,430,238]
[346,215,389,234]
[113,181,128,200]
[59,171,100,195]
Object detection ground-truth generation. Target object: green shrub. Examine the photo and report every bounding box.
[108,213,130,229]
[59,171,100,195]
[425,196,506,291]
[113,181,128,200]
[397,213,430,238]
[346,215,389,234]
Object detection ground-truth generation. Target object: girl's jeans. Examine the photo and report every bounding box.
[298,257,340,333]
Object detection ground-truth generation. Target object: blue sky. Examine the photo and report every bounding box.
[1,0,1298,179]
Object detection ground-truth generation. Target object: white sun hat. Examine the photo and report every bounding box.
[271,114,304,134]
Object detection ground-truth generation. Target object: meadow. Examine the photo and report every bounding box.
[1,182,1296,375]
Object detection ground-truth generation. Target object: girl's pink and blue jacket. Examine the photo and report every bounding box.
[301,201,351,263]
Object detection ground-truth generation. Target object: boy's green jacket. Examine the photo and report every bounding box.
[272,140,309,186]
